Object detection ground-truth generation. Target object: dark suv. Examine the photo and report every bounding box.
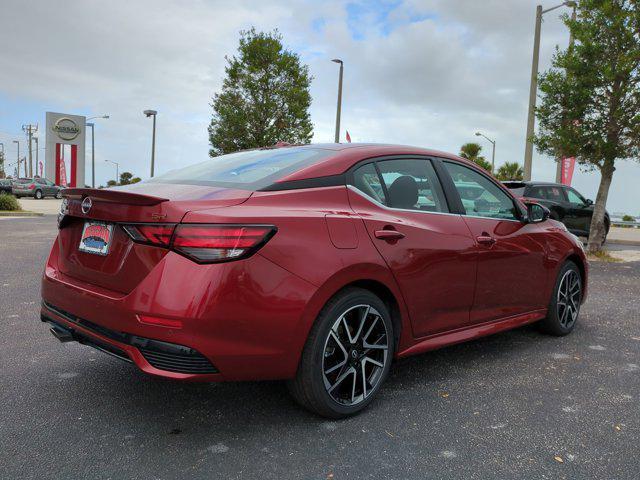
[503,181,609,240]
[12,177,63,199]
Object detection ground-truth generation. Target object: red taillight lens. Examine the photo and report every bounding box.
[28,184,35,190]
[172,224,276,263]
[122,224,175,247]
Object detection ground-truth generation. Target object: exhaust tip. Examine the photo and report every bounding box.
[49,325,74,343]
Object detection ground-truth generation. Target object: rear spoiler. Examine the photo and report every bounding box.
[62,188,169,206]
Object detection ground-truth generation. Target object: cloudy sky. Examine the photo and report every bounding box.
[1,0,638,214]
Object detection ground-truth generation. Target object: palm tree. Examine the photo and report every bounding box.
[496,162,524,181]
[459,143,492,173]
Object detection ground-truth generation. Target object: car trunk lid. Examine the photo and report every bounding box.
[57,183,252,293]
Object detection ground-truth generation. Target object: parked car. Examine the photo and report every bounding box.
[502,181,609,241]
[41,144,587,418]
[12,177,63,199]
[0,178,13,194]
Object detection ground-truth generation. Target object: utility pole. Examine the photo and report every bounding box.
[34,137,39,177]
[523,2,576,181]
[0,142,4,178]
[555,6,577,183]
[22,124,38,178]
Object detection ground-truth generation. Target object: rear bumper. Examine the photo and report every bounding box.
[12,188,33,196]
[41,236,318,381]
[42,303,219,377]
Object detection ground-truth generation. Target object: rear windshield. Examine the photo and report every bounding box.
[147,147,334,190]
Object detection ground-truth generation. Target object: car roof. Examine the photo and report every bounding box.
[273,143,478,183]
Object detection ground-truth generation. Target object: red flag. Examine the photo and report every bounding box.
[345,131,351,143]
[560,157,576,185]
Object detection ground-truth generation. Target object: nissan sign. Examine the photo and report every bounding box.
[52,117,81,141]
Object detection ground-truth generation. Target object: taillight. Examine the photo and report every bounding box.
[172,224,277,263]
[28,184,35,190]
[122,224,175,247]
[121,223,276,263]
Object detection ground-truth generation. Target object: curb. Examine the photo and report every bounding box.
[0,211,44,217]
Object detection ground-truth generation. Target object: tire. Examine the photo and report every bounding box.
[539,261,582,336]
[34,189,43,200]
[287,287,395,418]
[55,191,62,199]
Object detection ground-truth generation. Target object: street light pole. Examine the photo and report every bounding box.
[105,159,119,185]
[0,143,4,177]
[86,115,109,189]
[332,59,344,143]
[87,123,95,187]
[523,1,576,181]
[475,132,496,172]
[12,140,19,177]
[144,110,158,177]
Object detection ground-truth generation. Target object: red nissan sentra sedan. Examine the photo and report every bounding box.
[41,143,587,418]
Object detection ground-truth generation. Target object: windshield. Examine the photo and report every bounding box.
[147,147,334,190]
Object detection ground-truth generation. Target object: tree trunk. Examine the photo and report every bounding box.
[586,163,615,253]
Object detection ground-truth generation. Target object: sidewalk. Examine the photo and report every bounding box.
[17,198,62,215]
[608,226,640,246]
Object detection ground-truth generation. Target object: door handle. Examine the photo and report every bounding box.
[374,229,405,241]
[476,235,496,246]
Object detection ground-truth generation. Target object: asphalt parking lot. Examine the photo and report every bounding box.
[1,216,639,479]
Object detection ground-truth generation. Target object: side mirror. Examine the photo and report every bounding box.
[585,198,593,206]
[523,201,550,223]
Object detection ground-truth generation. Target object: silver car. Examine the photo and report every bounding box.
[12,177,63,199]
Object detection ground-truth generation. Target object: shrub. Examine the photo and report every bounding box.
[622,214,635,222]
[0,193,22,211]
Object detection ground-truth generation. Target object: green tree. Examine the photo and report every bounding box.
[496,162,524,181]
[106,180,117,187]
[208,28,313,156]
[118,172,141,185]
[460,142,492,172]
[534,0,640,253]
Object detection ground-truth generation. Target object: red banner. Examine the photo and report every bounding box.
[59,157,67,187]
[561,157,575,185]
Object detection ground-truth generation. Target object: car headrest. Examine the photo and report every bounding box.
[388,176,418,209]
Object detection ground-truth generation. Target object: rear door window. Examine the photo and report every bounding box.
[377,159,448,212]
[543,186,565,203]
[351,163,386,204]
[351,159,449,213]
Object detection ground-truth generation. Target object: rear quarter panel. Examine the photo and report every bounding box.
[183,186,414,355]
